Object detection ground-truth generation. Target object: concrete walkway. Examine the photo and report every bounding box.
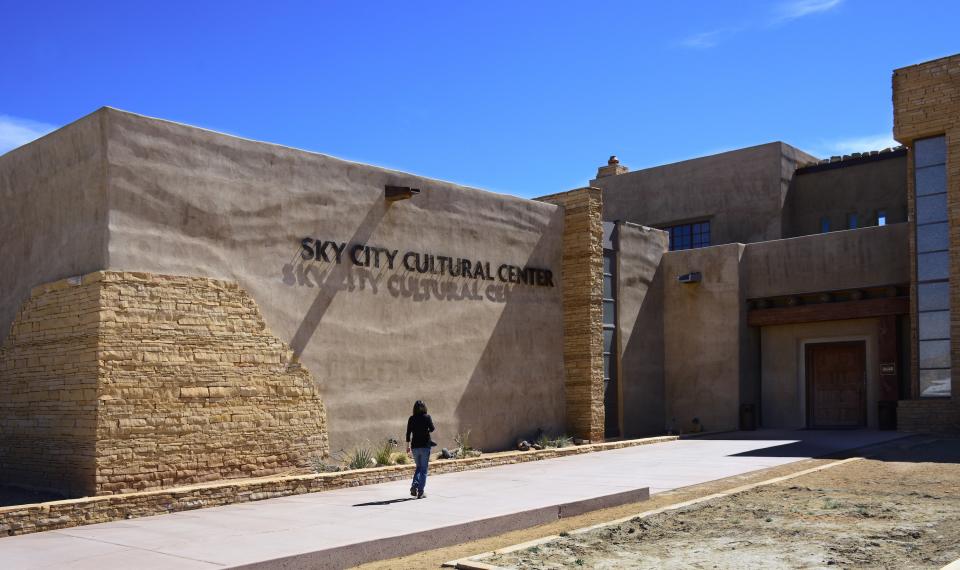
[0,430,905,569]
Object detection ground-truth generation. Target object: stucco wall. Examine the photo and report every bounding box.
[743,223,910,299]
[760,319,880,429]
[782,154,907,238]
[96,108,566,453]
[0,112,109,347]
[592,142,816,245]
[616,222,668,437]
[662,244,746,433]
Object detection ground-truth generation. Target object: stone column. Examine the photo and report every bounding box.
[536,187,605,442]
[893,53,960,430]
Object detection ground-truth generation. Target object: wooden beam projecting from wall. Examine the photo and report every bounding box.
[747,297,909,327]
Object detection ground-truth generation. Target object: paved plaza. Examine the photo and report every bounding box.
[0,430,905,569]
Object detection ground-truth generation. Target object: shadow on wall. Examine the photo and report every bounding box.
[621,263,666,438]
[453,212,566,452]
[286,201,391,359]
[281,261,538,305]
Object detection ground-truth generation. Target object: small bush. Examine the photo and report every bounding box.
[455,429,482,458]
[552,435,574,448]
[394,452,410,465]
[347,446,374,470]
[455,430,473,454]
[536,433,574,449]
[374,439,396,466]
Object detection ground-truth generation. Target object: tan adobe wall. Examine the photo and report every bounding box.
[0,278,101,496]
[96,108,565,453]
[893,53,960,404]
[616,222,669,437]
[0,111,109,350]
[662,244,746,434]
[591,142,816,245]
[0,271,329,496]
[537,188,605,442]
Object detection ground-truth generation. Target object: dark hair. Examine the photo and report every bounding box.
[413,400,427,415]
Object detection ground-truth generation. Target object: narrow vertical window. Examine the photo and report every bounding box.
[914,135,950,397]
[602,250,619,437]
[877,210,887,226]
[820,216,831,233]
[847,213,858,229]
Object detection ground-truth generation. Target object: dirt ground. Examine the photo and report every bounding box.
[355,457,845,569]
[485,436,960,569]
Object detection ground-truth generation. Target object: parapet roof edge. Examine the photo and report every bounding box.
[7,106,550,208]
[893,51,960,72]
[795,146,907,174]
[594,141,811,181]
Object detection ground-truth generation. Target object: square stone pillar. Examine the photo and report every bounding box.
[537,187,605,442]
[893,54,960,402]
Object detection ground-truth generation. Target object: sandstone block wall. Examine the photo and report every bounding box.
[0,278,100,496]
[897,399,960,433]
[894,53,960,403]
[537,188,605,442]
[0,271,329,496]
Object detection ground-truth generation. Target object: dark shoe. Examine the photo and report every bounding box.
[417,489,425,499]
[410,486,417,497]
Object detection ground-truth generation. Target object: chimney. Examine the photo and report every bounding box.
[596,155,629,179]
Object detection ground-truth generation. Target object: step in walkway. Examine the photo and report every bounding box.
[0,430,905,569]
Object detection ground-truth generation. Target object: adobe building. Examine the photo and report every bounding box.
[1,52,958,498]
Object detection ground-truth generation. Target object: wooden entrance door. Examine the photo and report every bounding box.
[805,341,866,428]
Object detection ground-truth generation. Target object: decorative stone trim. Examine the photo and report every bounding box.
[0,435,676,537]
[536,188,605,443]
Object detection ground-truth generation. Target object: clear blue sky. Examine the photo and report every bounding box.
[1,1,957,198]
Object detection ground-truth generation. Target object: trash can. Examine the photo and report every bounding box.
[878,400,897,430]
[739,403,756,431]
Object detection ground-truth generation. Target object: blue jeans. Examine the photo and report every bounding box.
[411,447,431,493]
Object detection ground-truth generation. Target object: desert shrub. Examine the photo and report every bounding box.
[374,439,396,466]
[346,446,374,470]
[551,434,574,448]
[536,433,574,449]
[394,452,410,465]
[455,430,482,458]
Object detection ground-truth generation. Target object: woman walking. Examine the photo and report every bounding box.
[406,400,435,499]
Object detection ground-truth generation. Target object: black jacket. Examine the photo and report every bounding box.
[406,414,435,449]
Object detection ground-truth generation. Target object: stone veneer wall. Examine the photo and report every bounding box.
[897,400,960,433]
[0,271,329,497]
[536,188,605,442]
[0,278,100,496]
[893,53,960,428]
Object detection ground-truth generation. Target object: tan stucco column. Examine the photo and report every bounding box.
[537,187,605,442]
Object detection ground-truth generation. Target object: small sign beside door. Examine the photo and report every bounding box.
[880,363,896,375]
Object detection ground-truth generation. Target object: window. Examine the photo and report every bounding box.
[847,213,858,229]
[820,216,831,233]
[666,220,711,251]
[602,250,619,437]
[914,135,950,398]
[877,210,887,226]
